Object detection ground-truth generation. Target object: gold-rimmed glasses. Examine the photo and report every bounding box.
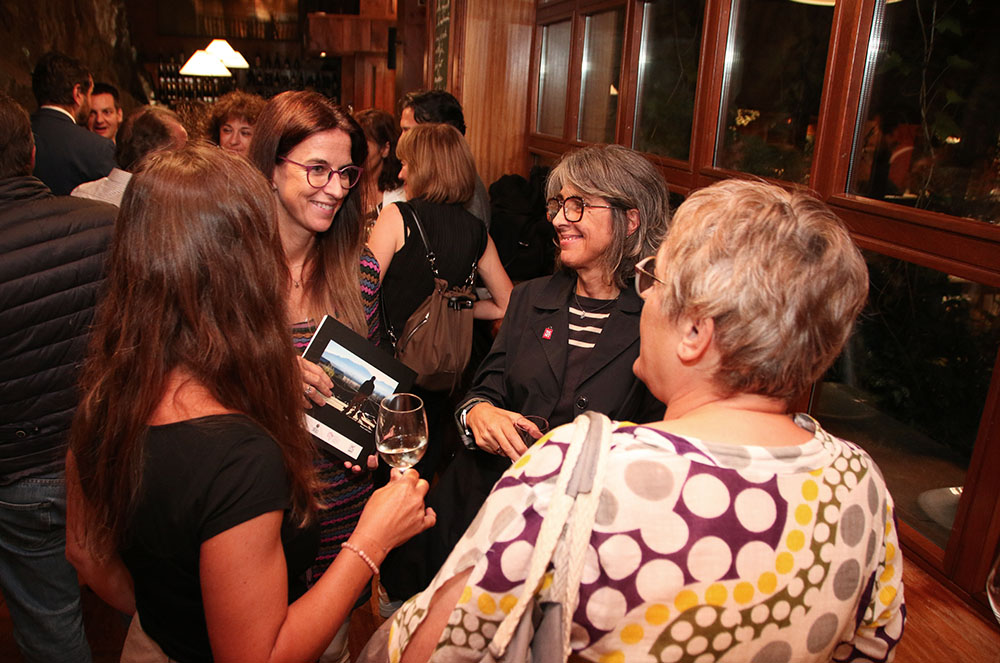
[634,256,666,297]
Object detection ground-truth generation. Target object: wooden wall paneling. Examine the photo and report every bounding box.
[396,0,428,102]
[308,16,393,56]
[449,0,466,101]
[346,53,396,112]
[457,0,536,184]
[525,13,543,165]
[809,0,876,199]
[426,0,441,89]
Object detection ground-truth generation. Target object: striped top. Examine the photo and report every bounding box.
[567,297,614,349]
[360,246,380,343]
[552,295,617,423]
[290,248,382,586]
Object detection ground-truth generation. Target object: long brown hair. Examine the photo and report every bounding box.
[249,91,369,334]
[70,143,318,557]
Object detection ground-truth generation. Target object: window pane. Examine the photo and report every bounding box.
[812,251,1000,550]
[850,2,1000,223]
[632,0,706,160]
[715,0,833,183]
[578,9,625,143]
[537,20,572,137]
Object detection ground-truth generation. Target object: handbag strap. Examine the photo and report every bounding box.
[488,410,613,660]
[400,201,479,288]
[398,201,440,278]
[381,202,435,345]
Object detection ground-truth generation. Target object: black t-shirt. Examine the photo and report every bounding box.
[120,414,318,662]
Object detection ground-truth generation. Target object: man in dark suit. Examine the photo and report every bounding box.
[30,52,116,195]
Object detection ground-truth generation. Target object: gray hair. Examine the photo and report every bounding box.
[657,179,869,402]
[546,144,670,289]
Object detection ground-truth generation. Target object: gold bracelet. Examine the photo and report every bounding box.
[342,542,379,576]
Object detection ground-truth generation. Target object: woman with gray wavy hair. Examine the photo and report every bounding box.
[378,144,668,608]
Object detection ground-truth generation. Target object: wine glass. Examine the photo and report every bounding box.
[515,415,549,447]
[375,393,428,470]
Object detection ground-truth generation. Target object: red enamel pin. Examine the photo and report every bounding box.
[542,326,553,340]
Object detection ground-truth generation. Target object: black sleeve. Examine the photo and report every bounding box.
[454,282,530,445]
[200,431,290,542]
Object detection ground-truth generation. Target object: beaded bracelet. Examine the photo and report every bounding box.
[349,533,389,559]
[343,542,380,576]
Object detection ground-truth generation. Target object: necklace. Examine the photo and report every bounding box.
[573,291,619,314]
[289,263,307,289]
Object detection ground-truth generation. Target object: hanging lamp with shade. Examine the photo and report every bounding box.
[179,49,232,77]
[205,39,249,69]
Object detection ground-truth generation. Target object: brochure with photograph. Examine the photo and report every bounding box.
[301,315,416,464]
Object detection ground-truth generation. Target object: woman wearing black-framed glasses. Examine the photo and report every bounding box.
[249,91,383,663]
[376,144,670,610]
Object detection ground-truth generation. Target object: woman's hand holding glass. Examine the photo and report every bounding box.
[466,402,545,460]
[352,469,436,558]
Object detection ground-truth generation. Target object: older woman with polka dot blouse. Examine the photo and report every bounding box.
[388,179,904,663]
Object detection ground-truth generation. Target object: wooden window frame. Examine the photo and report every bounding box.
[527,0,1000,618]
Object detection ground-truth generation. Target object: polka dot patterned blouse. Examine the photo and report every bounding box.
[388,414,904,663]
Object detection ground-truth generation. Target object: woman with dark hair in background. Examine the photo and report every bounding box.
[209,90,265,157]
[65,144,434,663]
[249,90,383,662]
[354,108,405,227]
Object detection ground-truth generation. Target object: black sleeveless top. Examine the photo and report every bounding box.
[380,198,487,347]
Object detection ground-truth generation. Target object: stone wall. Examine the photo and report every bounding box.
[0,0,145,112]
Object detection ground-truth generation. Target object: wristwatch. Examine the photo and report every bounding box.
[457,397,492,445]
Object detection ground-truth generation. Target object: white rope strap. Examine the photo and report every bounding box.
[553,413,611,656]
[488,412,612,660]
[487,413,597,659]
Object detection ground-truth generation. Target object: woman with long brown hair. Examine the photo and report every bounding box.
[249,91,386,661]
[66,144,434,662]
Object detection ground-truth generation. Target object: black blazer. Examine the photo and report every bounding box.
[459,270,664,440]
[380,271,664,600]
[31,108,116,195]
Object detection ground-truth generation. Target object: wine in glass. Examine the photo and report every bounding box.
[376,393,428,470]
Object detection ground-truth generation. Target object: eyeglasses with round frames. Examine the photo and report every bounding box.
[546,195,617,222]
[278,157,364,189]
[634,256,666,298]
